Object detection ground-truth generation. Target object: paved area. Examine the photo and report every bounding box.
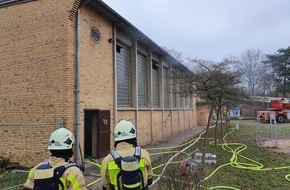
[84,126,207,190]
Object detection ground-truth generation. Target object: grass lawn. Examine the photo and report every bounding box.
[204,120,290,189]
[0,168,27,189]
[150,120,290,190]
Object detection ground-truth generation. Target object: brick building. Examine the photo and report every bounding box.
[0,0,201,167]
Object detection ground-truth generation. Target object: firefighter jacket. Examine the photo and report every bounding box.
[23,156,87,190]
[100,142,153,190]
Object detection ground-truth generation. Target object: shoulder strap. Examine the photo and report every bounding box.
[110,146,141,168]
[63,163,77,169]
[53,163,78,190]
[134,146,141,161]
[54,163,77,178]
[110,150,122,168]
[110,150,123,190]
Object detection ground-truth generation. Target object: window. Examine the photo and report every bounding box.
[152,61,159,107]
[0,0,33,7]
[180,96,185,108]
[172,71,177,108]
[163,67,169,108]
[117,43,131,107]
[137,53,147,107]
[185,96,189,108]
[190,94,193,108]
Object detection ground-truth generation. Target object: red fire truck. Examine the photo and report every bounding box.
[266,99,290,123]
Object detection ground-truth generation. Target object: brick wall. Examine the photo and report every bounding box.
[78,4,114,153]
[196,104,211,126]
[0,0,78,167]
[118,109,196,146]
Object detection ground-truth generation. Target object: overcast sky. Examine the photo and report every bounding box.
[102,0,290,62]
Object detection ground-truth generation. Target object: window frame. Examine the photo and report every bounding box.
[152,60,160,108]
[137,53,148,107]
[162,66,169,108]
[116,42,132,107]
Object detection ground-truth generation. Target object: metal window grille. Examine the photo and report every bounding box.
[190,95,193,108]
[163,67,169,108]
[183,96,186,108]
[152,62,159,107]
[183,96,187,108]
[117,43,131,107]
[185,96,189,108]
[137,54,147,107]
[172,72,177,108]
[179,95,184,108]
[173,89,177,108]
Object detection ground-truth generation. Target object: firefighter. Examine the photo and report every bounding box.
[100,120,153,190]
[23,128,87,190]
[222,106,227,117]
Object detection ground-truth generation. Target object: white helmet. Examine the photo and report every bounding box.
[114,120,137,142]
[48,128,75,150]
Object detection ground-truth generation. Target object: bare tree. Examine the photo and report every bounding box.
[194,59,247,142]
[257,69,277,96]
[238,49,265,96]
[172,58,248,149]
[162,46,184,63]
[165,51,248,188]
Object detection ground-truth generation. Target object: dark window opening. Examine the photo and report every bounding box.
[116,44,123,53]
[152,61,159,70]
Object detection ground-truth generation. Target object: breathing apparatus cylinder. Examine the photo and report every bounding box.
[121,156,142,190]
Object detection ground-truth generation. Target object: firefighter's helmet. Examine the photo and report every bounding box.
[48,128,75,150]
[114,120,137,142]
